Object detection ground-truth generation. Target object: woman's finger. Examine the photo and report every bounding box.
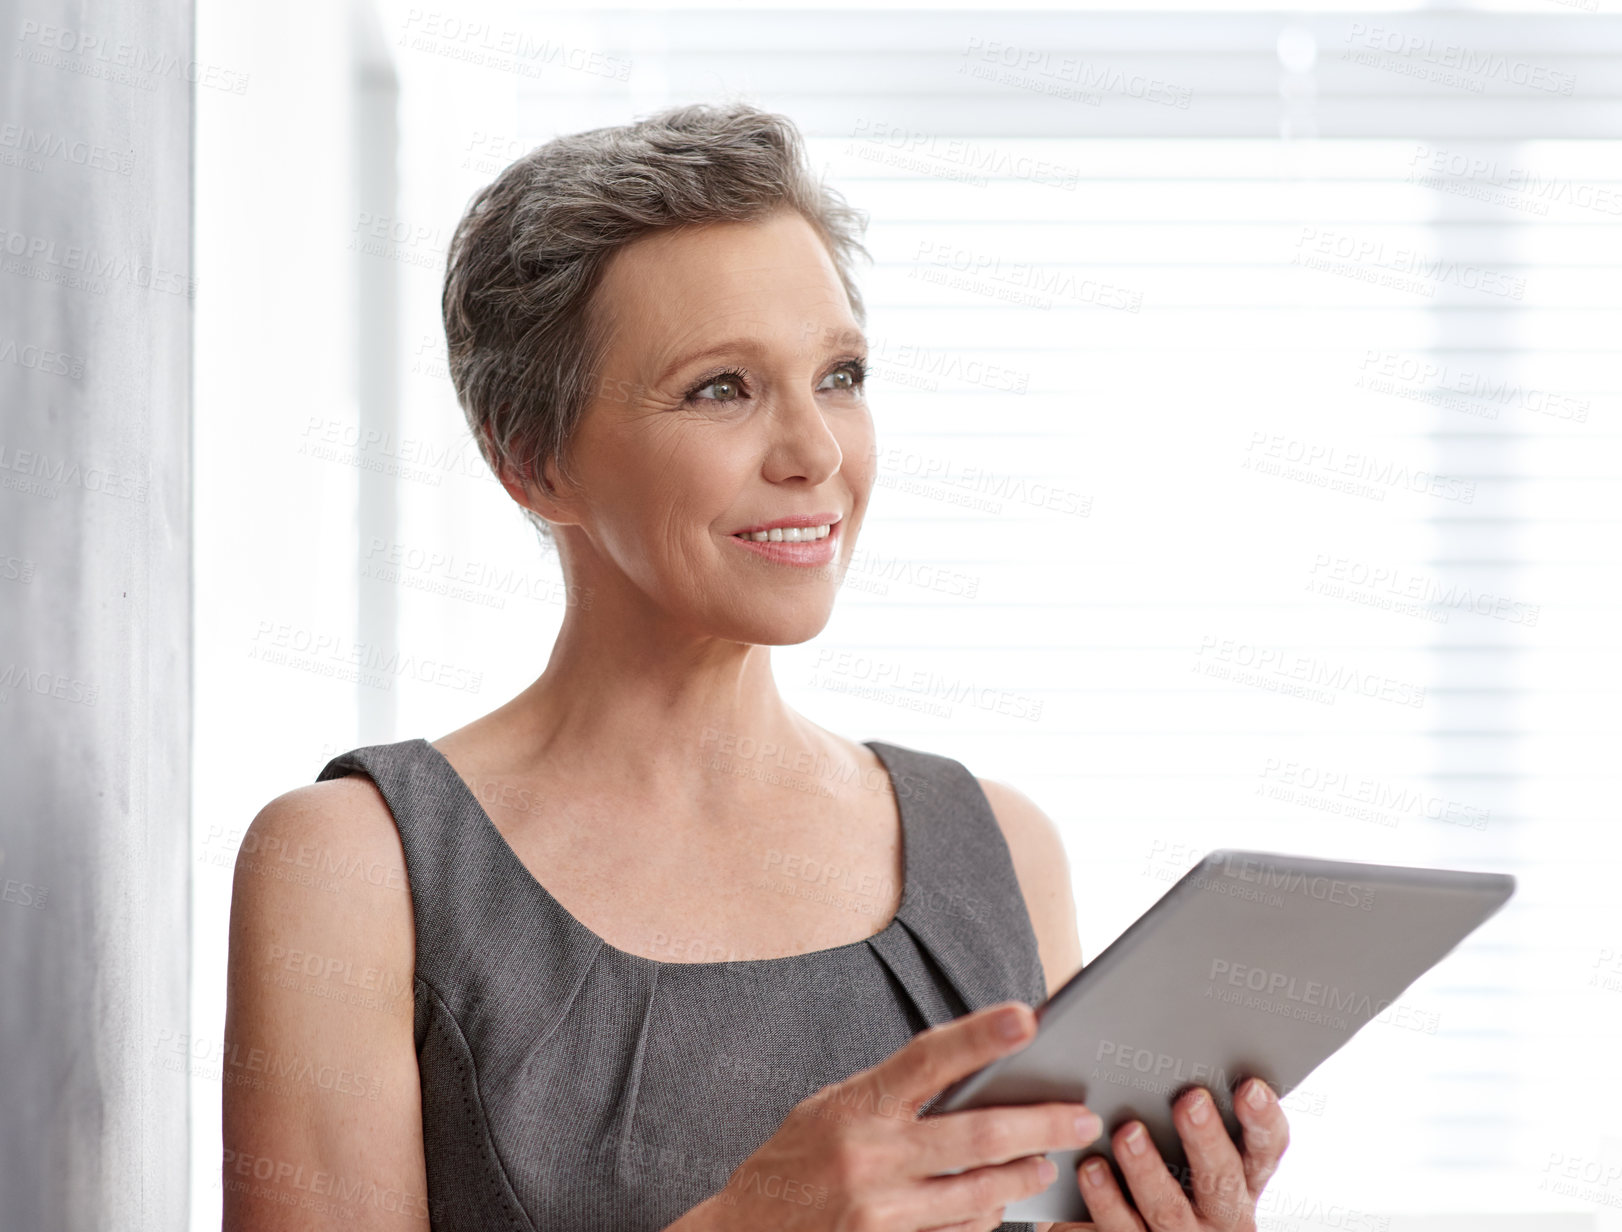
[1109,1121,1200,1231]
[1075,1153,1147,1232]
[1233,1078,1291,1197]
[913,1151,1057,1229]
[862,1001,1037,1112]
[1171,1087,1250,1230]
[911,1100,1103,1174]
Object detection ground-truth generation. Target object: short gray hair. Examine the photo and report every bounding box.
[441,100,872,542]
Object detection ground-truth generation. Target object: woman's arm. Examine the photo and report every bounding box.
[222,778,430,1230]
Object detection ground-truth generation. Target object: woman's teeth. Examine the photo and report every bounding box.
[734,524,832,543]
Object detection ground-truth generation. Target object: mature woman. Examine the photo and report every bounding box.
[223,101,1289,1232]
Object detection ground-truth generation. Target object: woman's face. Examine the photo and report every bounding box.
[529,206,875,646]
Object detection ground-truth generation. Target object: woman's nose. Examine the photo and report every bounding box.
[762,389,844,484]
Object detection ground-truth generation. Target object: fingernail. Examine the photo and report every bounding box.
[1247,1081,1270,1110]
[1081,1158,1109,1185]
[1075,1113,1102,1142]
[1123,1123,1147,1156]
[1187,1090,1210,1126]
[1038,1157,1058,1185]
[996,1007,1027,1040]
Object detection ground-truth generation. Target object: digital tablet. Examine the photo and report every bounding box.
[924,849,1516,1223]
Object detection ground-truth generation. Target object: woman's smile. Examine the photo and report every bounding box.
[725,512,842,566]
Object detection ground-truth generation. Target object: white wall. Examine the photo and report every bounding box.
[0,0,193,1226]
[191,1,376,1227]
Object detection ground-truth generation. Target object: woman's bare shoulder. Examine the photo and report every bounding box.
[975,775,1083,996]
[231,774,415,968]
[223,777,426,1223]
[237,774,409,891]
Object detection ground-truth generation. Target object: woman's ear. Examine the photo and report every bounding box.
[495,447,583,530]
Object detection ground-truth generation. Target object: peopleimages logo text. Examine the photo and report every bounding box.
[1095,1039,1237,1089]
[1214,852,1376,910]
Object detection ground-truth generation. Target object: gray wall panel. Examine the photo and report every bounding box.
[0,1,193,1227]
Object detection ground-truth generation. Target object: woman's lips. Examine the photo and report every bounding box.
[726,519,840,567]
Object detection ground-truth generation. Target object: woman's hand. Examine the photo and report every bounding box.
[1049,1078,1290,1232]
[678,1000,1103,1232]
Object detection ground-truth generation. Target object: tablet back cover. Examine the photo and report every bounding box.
[930,849,1515,1223]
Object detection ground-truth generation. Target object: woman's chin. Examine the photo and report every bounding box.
[716,602,837,648]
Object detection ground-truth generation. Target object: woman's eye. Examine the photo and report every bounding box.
[821,361,867,393]
[688,373,745,403]
[687,360,864,404]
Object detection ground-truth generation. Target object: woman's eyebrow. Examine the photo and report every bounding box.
[818,327,868,353]
[655,331,868,385]
[655,338,767,385]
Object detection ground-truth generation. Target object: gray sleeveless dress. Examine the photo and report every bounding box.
[316,736,1050,1232]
